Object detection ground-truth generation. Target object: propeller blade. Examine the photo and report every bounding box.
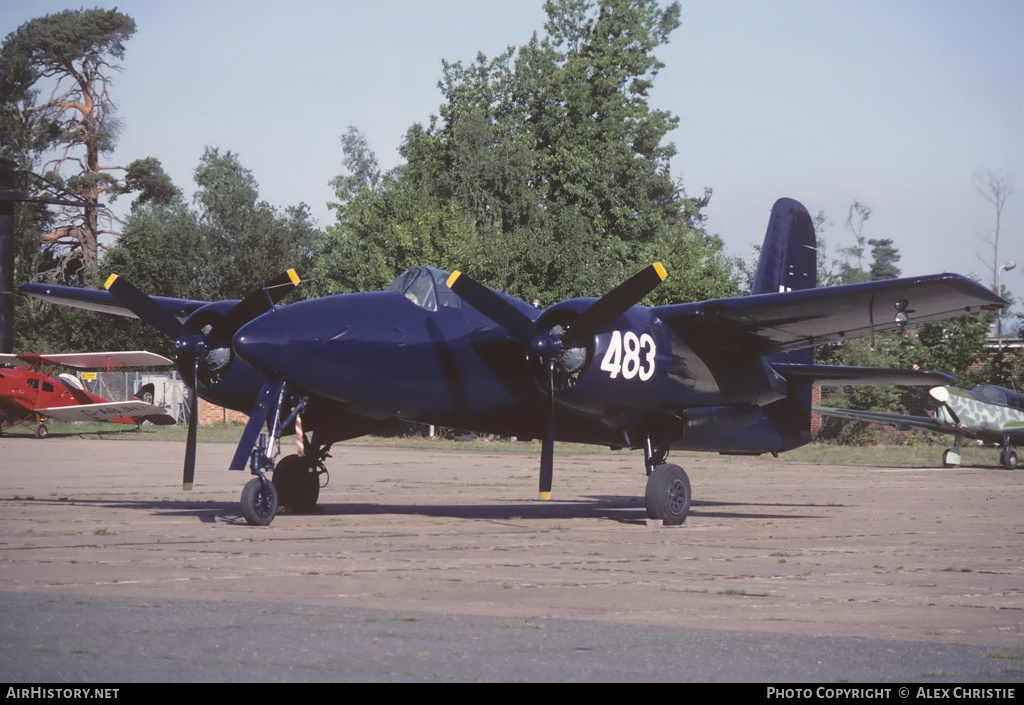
[208,269,300,342]
[105,274,187,339]
[182,359,199,490]
[447,271,537,343]
[229,379,285,471]
[563,263,667,347]
[539,359,555,500]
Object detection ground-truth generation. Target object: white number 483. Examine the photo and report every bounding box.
[600,331,656,381]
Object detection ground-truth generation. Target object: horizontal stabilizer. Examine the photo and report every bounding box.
[772,364,955,386]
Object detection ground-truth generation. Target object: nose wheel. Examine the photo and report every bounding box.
[240,476,278,526]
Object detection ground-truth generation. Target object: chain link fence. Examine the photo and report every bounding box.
[85,370,189,426]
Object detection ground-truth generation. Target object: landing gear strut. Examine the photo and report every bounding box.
[238,389,317,526]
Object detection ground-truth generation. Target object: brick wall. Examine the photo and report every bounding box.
[197,398,248,425]
[810,385,822,437]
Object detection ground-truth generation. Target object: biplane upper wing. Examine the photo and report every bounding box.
[653,273,1005,356]
[0,352,172,369]
[18,283,209,322]
[34,400,176,425]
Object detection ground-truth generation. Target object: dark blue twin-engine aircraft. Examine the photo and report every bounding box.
[21,199,1006,526]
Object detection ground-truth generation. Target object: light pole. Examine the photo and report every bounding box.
[996,260,1016,347]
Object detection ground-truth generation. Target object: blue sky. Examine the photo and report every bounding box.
[4,0,1023,318]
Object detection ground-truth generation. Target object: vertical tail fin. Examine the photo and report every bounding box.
[132,382,155,404]
[751,198,816,296]
[756,198,817,449]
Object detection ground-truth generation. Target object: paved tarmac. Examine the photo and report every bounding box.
[0,436,1022,682]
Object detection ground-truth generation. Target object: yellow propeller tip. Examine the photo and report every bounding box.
[182,483,193,491]
[539,492,551,501]
[104,274,118,290]
[446,271,462,288]
[287,269,300,285]
[653,262,667,280]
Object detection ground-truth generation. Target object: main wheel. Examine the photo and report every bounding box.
[34,423,48,439]
[1005,450,1019,471]
[645,463,691,525]
[240,477,278,526]
[272,454,320,512]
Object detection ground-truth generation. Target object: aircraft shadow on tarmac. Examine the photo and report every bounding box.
[6,494,826,524]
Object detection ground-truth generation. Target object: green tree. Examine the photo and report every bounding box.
[867,237,901,280]
[837,200,870,284]
[0,8,176,285]
[326,0,734,306]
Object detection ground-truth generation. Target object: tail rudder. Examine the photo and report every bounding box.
[752,198,816,296]
[754,198,817,448]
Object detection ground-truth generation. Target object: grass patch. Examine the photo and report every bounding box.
[718,588,768,597]
[985,650,1024,661]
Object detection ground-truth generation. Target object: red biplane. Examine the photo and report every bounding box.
[0,351,175,438]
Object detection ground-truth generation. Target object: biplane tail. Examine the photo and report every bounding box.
[132,382,155,404]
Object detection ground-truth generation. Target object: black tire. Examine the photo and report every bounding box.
[34,423,48,439]
[240,477,278,526]
[272,454,320,512]
[1005,450,1019,471]
[645,463,691,525]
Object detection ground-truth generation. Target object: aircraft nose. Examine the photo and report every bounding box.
[234,309,291,378]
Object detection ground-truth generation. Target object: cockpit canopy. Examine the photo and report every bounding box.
[970,384,1024,412]
[385,267,461,312]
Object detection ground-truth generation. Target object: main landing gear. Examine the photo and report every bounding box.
[999,434,1018,470]
[641,432,691,525]
[942,432,964,468]
[239,391,330,526]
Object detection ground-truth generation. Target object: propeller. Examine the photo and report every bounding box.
[104,270,300,489]
[447,264,666,499]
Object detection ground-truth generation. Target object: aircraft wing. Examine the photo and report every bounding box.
[0,351,172,369]
[18,283,211,322]
[813,406,954,435]
[35,400,177,424]
[653,273,1005,355]
[772,364,955,386]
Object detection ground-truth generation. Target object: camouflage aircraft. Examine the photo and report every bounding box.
[816,384,1024,469]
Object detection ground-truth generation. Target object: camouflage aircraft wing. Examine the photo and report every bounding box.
[653,273,1005,356]
[34,400,177,425]
[813,406,954,435]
